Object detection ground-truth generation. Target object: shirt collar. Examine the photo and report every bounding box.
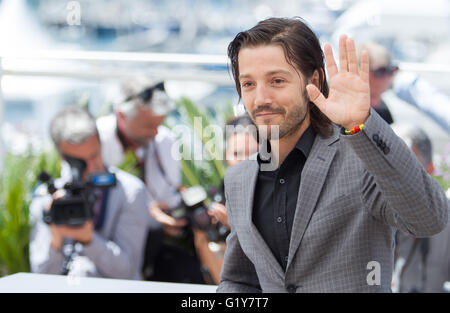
[294,125,316,158]
[257,125,316,165]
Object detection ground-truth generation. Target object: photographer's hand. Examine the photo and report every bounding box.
[209,202,230,230]
[149,201,188,237]
[50,222,94,250]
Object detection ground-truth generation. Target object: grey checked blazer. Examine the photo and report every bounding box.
[217,109,449,293]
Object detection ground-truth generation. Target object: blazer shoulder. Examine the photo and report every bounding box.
[224,158,255,188]
[108,167,149,202]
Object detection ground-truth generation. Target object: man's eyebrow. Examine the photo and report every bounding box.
[238,73,251,80]
[266,69,292,77]
[239,69,293,80]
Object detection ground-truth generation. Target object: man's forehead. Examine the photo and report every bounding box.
[238,45,300,78]
[59,135,100,158]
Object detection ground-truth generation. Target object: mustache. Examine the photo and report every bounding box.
[252,105,286,117]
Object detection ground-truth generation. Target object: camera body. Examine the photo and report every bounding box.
[170,185,229,242]
[40,155,116,227]
[43,179,93,226]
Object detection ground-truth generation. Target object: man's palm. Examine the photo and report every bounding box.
[307,35,371,130]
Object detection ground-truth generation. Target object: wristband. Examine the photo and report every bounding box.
[344,123,364,135]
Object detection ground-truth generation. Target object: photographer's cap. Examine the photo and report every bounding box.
[120,76,176,116]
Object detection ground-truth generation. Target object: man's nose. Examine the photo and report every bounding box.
[150,127,158,137]
[84,160,101,178]
[143,127,158,140]
[254,84,271,107]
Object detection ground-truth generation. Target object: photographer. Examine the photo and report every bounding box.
[208,114,259,230]
[29,107,150,280]
[393,125,450,292]
[97,77,181,210]
[97,77,206,283]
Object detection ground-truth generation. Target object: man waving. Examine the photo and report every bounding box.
[217,17,448,293]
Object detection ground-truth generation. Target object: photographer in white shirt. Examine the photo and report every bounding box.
[97,77,210,282]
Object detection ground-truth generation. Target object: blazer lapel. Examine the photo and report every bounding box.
[287,130,339,269]
[240,158,285,279]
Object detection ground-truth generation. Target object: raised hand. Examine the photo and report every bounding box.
[306,35,371,130]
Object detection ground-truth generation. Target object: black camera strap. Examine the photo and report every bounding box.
[116,121,178,200]
[93,188,110,231]
[146,140,180,200]
[116,123,146,181]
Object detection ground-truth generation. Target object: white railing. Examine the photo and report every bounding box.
[0,50,233,82]
[0,50,229,65]
[0,50,233,170]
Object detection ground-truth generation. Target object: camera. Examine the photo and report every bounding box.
[170,185,229,242]
[40,155,116,227]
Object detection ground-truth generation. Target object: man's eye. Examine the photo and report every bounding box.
[273,79,285,84]
[241,82,253,88]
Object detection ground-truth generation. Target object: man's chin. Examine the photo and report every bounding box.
[256,124,281,140]
[136,137,153,146]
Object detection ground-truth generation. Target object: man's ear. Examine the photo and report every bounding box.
[426,162,435,175]
[117,109,126,121]
[310,69,321,88]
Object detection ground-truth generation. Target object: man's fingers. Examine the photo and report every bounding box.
[306,84,327,112]
[173,218,189,227]
[164,225,184,237]
[359,49,370,83]
[157,210,187,227]
[324,44,338,78]
[162,215,186,227]
[346,37,358,74]
[339,35,348,72]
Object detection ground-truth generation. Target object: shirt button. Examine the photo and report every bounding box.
[277,216,283,223]
[279,178,285,184]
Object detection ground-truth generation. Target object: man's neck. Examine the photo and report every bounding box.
[269,118,311,168]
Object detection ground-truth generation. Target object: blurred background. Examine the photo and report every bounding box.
[0,0,449,278]
[1,0,449,156]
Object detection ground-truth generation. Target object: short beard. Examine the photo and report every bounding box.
[252,89,309,141]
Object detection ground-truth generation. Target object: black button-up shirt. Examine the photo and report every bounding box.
[252,126,316,271]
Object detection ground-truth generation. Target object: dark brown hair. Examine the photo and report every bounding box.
[228,17,333,138]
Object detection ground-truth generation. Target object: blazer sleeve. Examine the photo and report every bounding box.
[82,181,150,280]
[341,108,448,237]
[216,190,262,293]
